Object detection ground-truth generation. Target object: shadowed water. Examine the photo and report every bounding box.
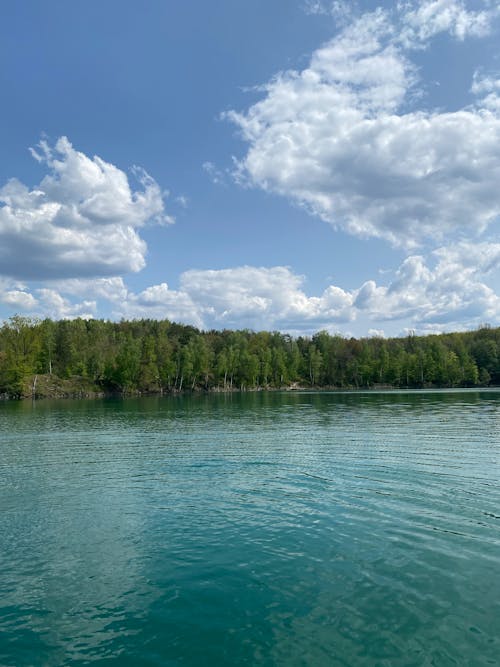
[1,390,499,666]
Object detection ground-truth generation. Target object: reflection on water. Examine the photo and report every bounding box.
[1,390,500,665]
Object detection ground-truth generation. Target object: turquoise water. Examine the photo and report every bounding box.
[1,390,499,666]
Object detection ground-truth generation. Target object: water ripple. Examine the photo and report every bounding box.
[1,390,500,665]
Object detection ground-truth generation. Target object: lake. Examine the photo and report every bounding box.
[1,390,499,666]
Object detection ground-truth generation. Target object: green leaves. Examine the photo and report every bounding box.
[0,316,498,398]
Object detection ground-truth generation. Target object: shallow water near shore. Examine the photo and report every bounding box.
[1,390,500,666]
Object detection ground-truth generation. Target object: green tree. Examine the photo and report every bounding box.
[308,344,323,386]
[0,316,40,396]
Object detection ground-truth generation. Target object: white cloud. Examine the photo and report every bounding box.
[226,8,500,247]
[106,266,354,333]
[93,247,500,333]
[433,240,500,273]
[304,0,500,41]
[368,328,386,338]
[471,70,500,111]
[101,251,500,332]
[49,277,129,303]
[36,288,96,320]
[303,0,356,26]
[0,280,97,320]
[398,0,499,47]
[116,282,203,328]
[0,137,170,280]
[3,247,500,333]
[181,266,354,330]
[354,243,500,327]
[471,71,500,96]
[1,289,38,310]
[202,161,227,185]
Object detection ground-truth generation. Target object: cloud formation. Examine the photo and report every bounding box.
[354,244,500,328]
[7,243,499,333]
[304,0,356,26]
[227,3,500,247]
[0,137,170,280]
[399,0,499,46]
[117,249,500,332]
[2,6,500,337]
[113,266,354,332]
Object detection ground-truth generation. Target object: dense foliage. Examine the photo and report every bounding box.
[1,316,500,398]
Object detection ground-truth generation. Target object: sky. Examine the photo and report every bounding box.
[1,0,500,337]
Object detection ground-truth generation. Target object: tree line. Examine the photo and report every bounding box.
[1,315,500,398]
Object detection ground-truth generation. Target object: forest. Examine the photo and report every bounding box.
[1,315,500,398]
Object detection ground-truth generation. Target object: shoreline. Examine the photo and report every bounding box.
[0,378,495,402]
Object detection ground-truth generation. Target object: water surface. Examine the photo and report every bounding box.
[1,390,499,665]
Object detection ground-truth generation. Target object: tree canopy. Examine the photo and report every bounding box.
[1,316,499,398]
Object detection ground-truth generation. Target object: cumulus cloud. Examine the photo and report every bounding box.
[113,244,500,332]
[71,249,500,332]
[111,282,201,328]
[0,281,97,320]
[94,251,500,331]
[226,5,500,247]
[354,243,500,327]
[182,266,354,330]
[1,289,38,310]
[36,288,96,320]
[18,267,354,333]
[111,266,354,332]
[0,137,170,280]
[49,277,129,303]
[4,247,500,333]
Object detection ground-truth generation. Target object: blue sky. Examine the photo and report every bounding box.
[1,0,500,336]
